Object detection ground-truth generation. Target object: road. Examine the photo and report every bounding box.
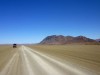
[0,45,99,75]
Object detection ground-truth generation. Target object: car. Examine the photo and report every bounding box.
[13,44,17,48]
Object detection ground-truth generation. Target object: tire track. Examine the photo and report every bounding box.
[23,46,65,75]
[0,45,99,75]
[0,52,18,75]
[18,46,35,75]
[23,46,89,75]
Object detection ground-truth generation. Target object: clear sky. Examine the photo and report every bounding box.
[0,0,100,44]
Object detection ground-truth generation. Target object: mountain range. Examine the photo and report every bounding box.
[40,35,99,45]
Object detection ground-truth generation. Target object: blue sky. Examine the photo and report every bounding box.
[0,0,100,44]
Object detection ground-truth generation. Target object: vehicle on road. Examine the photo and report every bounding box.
[13,44,17,48]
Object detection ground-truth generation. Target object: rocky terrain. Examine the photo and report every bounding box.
[40,35,98,44]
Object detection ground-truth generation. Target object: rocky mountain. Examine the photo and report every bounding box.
[40,35,98,44]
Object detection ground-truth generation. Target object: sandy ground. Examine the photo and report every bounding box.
[0,45,100,75]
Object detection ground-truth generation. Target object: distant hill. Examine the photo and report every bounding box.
[96,39,100,42]
[40,35,98,45]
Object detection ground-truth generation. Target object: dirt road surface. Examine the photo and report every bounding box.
[0,45,100,75]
